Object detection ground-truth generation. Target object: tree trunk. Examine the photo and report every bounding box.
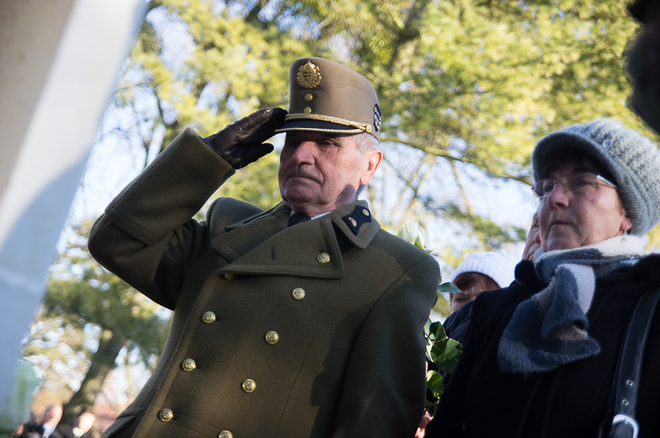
[62,329,126,423]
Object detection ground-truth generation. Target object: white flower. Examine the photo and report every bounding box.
[397,221,431,252]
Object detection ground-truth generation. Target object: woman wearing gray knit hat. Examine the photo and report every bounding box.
[426,119,660,438]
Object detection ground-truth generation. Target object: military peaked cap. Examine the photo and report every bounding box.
[275,57,382,140]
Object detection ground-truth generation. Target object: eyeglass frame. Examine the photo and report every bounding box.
[532,173,618,199]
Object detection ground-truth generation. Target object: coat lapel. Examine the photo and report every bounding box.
[210,201,380,279]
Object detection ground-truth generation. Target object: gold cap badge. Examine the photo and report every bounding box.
[297,61,322,89]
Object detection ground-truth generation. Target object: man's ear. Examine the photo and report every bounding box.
[359,150,383,186]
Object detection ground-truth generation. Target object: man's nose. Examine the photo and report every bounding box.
[290,141,316,163]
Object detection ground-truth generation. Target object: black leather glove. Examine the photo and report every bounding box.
[202,107,287,168]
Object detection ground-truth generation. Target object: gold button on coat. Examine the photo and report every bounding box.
[292,287,305,300]
[348,217,357,227]
[305,93,313,101]
[317,252,330,264]
[265,331,279,344]
[303,106,312,113]
[158,408,173,422]
[181,359,196,372]
[362,208,370,216]
[224,273,235,280]
[219,431,233,438]
[202,311,216,323]
[242,379,256,393]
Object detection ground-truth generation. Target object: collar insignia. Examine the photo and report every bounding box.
[342,206,372,235]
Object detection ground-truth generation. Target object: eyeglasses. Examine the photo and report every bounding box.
[532,173,617,198]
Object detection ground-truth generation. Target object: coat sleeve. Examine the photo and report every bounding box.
[87,128,235,309]
[331,255,440,438]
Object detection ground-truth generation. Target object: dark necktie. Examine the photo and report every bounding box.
[289,212,311,226]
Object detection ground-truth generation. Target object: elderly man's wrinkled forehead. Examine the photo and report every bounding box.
[540,149,614,181]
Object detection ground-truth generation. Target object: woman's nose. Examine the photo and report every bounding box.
[545,180,570,206]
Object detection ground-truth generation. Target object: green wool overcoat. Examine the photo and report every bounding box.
[88,128,440,438]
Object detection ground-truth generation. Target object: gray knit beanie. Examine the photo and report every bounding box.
[532,118,660,235]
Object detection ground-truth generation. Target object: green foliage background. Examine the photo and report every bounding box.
[24,0,660,419]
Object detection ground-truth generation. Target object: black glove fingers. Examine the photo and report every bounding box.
[240,108,276,135]
[242,108,288,145]
[204,107,286,168]
[237,143,274,168]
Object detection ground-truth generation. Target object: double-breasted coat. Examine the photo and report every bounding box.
[88,129,439,438]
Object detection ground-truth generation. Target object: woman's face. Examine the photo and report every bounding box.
[538,161,632,251]
[450,284,482,313]
[450,274,497,313]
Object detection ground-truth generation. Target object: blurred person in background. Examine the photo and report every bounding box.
[448,251,517,315]
[20,404,71,438]
[443,252,517,345]
[426,118,660,437]
[61,406,96,438]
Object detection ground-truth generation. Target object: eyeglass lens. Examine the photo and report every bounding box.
[533,173,602,198]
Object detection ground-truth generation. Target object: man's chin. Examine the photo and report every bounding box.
[282,190,317,205]
[281,182,319,199]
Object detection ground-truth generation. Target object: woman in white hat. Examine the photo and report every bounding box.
[448,251,517,314]
[443,251,517,347]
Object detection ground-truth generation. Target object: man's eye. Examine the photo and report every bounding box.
[284,139,300,148]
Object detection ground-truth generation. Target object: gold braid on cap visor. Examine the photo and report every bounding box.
[281,113,372,133]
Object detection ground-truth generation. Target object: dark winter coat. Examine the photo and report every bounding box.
[426,257,660,438]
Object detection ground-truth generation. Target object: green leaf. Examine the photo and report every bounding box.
[426,369,445,398]
[430,337,463,374]
[432,291,451,317]
[438,282,462,294]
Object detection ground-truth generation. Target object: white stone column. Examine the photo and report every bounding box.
[0,0,146,412]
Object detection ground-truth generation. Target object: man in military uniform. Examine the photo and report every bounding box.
[89,57,439,438]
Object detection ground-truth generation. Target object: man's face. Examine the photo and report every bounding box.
[278,131,382,216]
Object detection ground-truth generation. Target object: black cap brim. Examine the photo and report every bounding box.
[274,119,364,135]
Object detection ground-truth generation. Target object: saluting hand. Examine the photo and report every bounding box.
[202,107,287,169]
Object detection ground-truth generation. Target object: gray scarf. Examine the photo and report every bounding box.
[498,236,645,373]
